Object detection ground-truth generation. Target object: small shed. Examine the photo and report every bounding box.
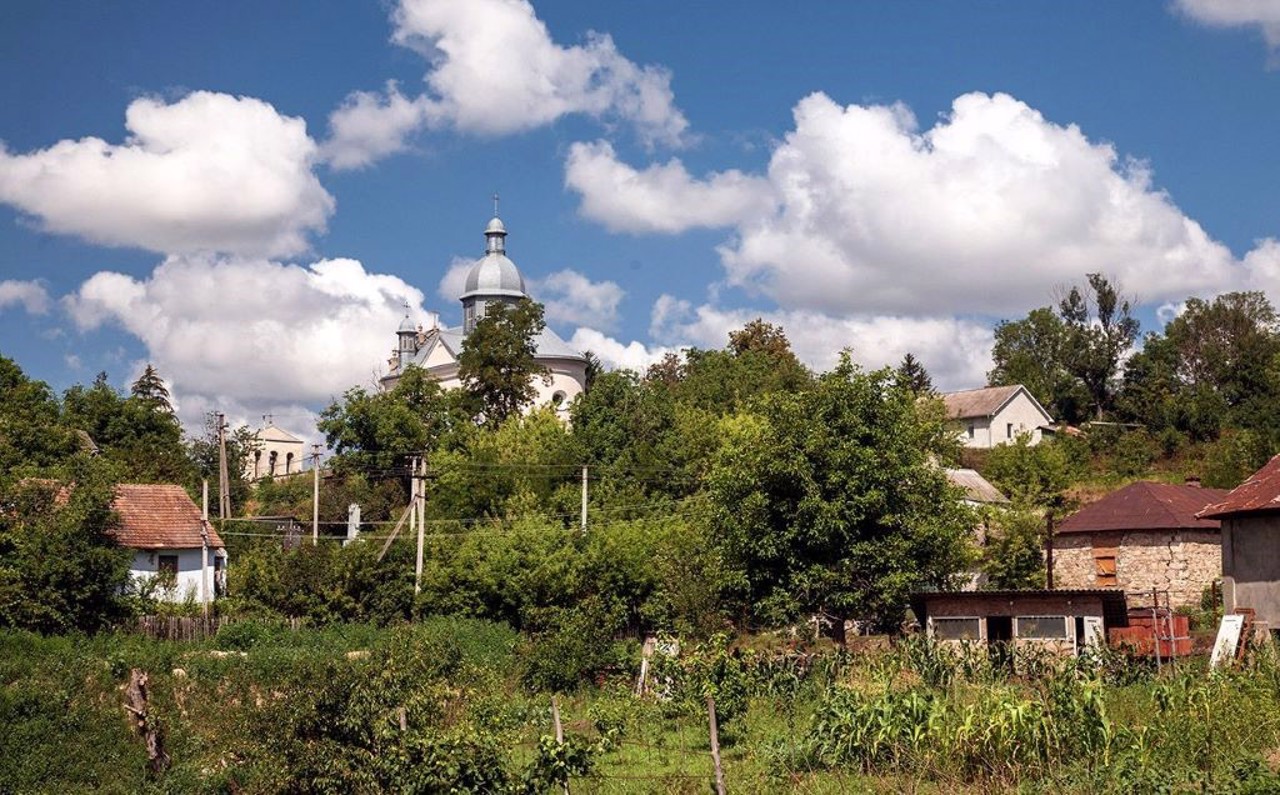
[1199,455,1280,632]
[112,484,226,604]
[1053,481,1227,607]
[910,589,1129,656]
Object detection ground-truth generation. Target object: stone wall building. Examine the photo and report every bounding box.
[1053,481,1226,608]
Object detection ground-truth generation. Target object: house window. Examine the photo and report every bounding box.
[1016,615,1068,639]
[967,424,975,439]
[157,554,179,576]
[1094,553,1118,587]
[1007,422,1014,439]
[931,617,981,641]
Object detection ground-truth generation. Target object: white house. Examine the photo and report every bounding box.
[941,385,1053,448]
[380,214,587,417]
[245,419,306,480]
[112,484,226,604]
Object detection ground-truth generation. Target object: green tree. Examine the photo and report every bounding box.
[1058,273,1140,420]
[457,298,549,427]
[983,435,1076,508]
[1120,292,1280,441]
[61,371,192,483]
[318,365,457,473]
[0,355,78,476]
[129,363,173,412]
[187,416,259,513]
[895,353,934,396]
[706,354,973,635]
[988,307,1088,423]
[980,507,1046,590]
[0,460,132,632]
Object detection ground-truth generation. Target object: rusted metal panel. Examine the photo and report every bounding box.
[1058,481,1226,534]
[1200,455,1280,518]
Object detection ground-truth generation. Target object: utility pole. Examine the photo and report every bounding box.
[311,444,322,545]
[414,456,426,595]
[580,465,588,533]
[201,479,210,615]
[1045,511,1056,589]
[216,412,231,522]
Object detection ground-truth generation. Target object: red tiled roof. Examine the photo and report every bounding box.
[1199,455,1280,519]
[1057,481,1227,534]
[111,484,224,550]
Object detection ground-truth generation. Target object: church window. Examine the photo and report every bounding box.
[552,390,566,406]
[269,450,278,476]
[286,452,294,473]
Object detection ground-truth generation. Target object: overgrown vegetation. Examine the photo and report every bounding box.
[6,626,1280,793]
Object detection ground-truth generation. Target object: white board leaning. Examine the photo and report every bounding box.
[1210,614,1245,669]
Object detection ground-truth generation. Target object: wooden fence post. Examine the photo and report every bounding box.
[123,669,170,776]
[551,696,569,795]
[707,695,727,795]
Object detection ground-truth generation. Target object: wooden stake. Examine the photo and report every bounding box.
[551,696,569,795]
[708,695,726,795]
[123,669,170,776]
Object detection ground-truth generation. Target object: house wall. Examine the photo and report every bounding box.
[129,548,225,604]
[425,359,586,421]
[1053,530,1220,608]
[1223,516,1280,628]
[990,396,1047,446]
[953,394,1048,449]
[956,418,994,448]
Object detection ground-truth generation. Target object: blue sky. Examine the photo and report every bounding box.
[2,0,1278,437]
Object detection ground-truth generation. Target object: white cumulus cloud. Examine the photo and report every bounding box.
[0,91,333,257]
[64,255,433,429]
[569,91,1246,318]
[531,269,624,331]
[566,327,676,373]
[565,140,775,234]
[322,81,431,170]
[1174,0,1280,50]
[325,0,687,168]
[0,279,51,314]
[647,297,994,390]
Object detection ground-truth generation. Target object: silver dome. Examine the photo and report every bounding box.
[460,253,526,299]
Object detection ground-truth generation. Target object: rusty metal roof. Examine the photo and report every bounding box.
[111,484,224,550]
[1057,481,1227,534]
[910,589,1130,627]
[1199,455,1280,519]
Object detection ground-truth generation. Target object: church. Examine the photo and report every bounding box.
[379,213,587,417]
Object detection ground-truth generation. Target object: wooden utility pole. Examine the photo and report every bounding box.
[200,479,210,615]
[580,465,588,533]
[216,413,231,521]
[311,444,321,545]
[551,696,569,795]
[414,457,426,595]
[707,696,727,795]
[1045,511,1056,589]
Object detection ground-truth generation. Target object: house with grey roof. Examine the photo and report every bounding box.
[380,214,587,418]
[941,385,1053,448]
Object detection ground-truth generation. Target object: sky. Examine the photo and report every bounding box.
[2,0,1280,441]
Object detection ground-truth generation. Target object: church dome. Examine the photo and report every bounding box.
[460,215,527,300]
[461,253,526,298]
